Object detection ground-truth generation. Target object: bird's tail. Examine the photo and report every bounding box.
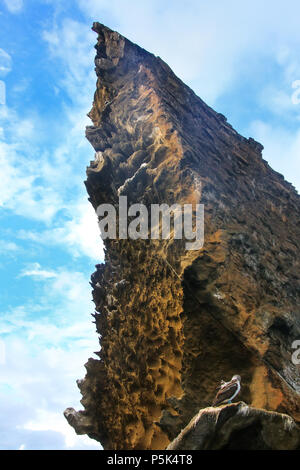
[212,397,225,407]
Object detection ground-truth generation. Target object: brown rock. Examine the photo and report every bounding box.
[64,22,300,450]
[167,402,300,450]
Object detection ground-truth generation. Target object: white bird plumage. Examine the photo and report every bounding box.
[212,375,241,406]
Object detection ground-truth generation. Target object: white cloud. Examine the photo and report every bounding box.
[0,49,12,77]
[2,266,97,344]
[0,114,64,223]
[258,85,299,117]
[56,201,102,260]
[42,18,95,104]
[0,265,100,449]
[11,78,30,95]
[0,17,101,258]
[0,17,97,230]
[14,118,35,140]
[21,409,99,449]
[0,239,19,253]
[33,273,96,340]
[18,200,103,261]
[0,336,100,449]
[0,8,103,452]
[0,140,35,206]
[0,19,102,276]
[20,262,57,279]
[76,0,300,104]
[249,120,300,192]
[0,81,5,105]
[3,0,23,14]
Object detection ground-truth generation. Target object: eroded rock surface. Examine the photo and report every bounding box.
[167,402,300,450]
[65,22,300,450]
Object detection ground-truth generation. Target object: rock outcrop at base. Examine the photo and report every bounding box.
[64,22,300,450]
[167,402,300,450]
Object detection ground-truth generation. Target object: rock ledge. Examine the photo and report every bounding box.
[167,402,300,450]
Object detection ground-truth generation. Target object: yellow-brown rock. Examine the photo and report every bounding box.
[64,22,300,450]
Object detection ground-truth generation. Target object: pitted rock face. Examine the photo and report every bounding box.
[65,22,300,450]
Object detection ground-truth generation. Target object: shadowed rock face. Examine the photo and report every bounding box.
[64,22,300,450]
[167,402,300,450]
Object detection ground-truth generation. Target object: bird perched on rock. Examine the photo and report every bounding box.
[212,375,241,406]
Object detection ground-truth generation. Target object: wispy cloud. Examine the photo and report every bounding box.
[0,49,12,76]
[249,120,300,192]
[0,336,100,449]
[0,21,101,254]
[50,201,102,260]
[42,18,95,104]
[18,200,103,261]
[2,266,96,339]
[19,262,57,279]
[3,0,23,14]
[0,4,102,451]
[0,264,100,449]
[76,0,300,104]
[0,109,64,223]
[0,239,19,253]
[20,408,99,449]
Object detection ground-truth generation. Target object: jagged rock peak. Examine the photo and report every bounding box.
[65,22,300,450]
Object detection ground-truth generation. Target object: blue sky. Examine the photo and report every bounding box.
[0,0,299,450]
